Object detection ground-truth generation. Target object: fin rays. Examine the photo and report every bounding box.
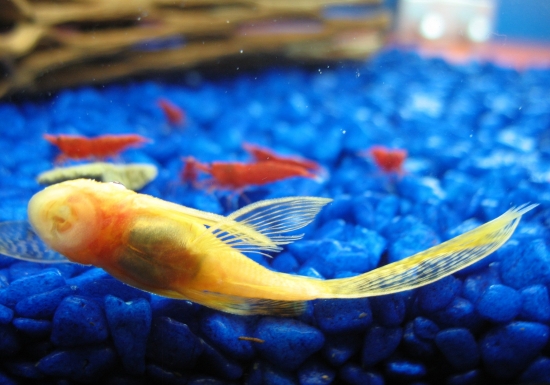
[0,221,71,263]
[324,204,537,298]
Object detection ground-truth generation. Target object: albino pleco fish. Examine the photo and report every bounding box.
[0,179,537,316]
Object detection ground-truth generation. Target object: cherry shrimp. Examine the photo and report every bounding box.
[182,156,316,192]
[44,134,151,163]
[363,145,408,175]
[157,98,185,126]
[243,143,320,172]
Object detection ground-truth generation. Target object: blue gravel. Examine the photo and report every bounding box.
[0,49,549,383]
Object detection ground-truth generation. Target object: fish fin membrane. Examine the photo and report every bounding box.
[198,197,332,256]
[0,221,71,263]
[184,289,307,316]
[324,203,537,298]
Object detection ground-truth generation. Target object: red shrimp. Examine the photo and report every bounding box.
[180,156,210,186]
[158,98,185,126]
[363,145,407,175]
[243,143,320,172]
[44,134,150,163]
[183,157,316,191]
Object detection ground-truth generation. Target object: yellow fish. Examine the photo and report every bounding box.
[0,179,536,316]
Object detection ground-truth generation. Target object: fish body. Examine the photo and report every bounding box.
[0,179,536,316]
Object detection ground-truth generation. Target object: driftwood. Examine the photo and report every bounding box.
[0,0,390,97]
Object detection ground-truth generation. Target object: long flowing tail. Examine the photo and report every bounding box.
[320,204,537,298]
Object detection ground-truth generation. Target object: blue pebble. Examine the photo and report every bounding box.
[320,195,355,223]
[15,285,78,319]
[0,269,65,307]
[413,317,439,339]
[271,252,299,273]
[260,361,298,385]
[430,297,480,329]
[314,298,372,333]
[0,324,20,357]
[315,219,347,240]
[150,295,200,327]
[0,303,13,324]
[195,340,243,380]
[361,326,403,367]
[500,239,550,289]
[146,317,204,371]
[188,376,228,385]
[386,221,440,263]
[13,318,51,337]
[435,328,479,371]
[297,359,336,385]
[475,284,521,323]
[321,332,362,366]
[146,364,189,385]
[385,359,427,381]
[4,360,44,380]
[104,295,152,375]
[72,276,150,302]
[0,371,17,385]
[461,264,501,303]
[51,296,109,347]
[519,357,550,384]
[7,262,44,282]
[445,370,480,385]
[480,321,549,379]
[520,285,550,322]
[402,322,434,358]
[370,293,407,327]
[255,317,325,371]
[288,240,340,265]
[36,345,116,382]
[200,311,255,361]
[417,275,461,313]
[339,363,384,385]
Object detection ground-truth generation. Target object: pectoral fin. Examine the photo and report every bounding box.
[195,197,332,256]
[0,221,71,263]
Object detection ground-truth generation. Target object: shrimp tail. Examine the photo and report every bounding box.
[319,203,537,298]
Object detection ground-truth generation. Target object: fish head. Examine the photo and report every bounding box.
[27,179,128,264]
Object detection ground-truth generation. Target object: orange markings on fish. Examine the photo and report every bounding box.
[44,134,151,163]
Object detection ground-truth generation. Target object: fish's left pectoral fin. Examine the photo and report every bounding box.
[201,197,332,256]
[184,289,307,316]
[0,221,71,264]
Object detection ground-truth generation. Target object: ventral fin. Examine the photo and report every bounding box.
[183,289,307,316]
[196,197,332,256]
[0,221,71,264]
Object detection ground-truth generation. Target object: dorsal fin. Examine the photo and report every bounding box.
[0,221,71,263]
[194,197,332,256]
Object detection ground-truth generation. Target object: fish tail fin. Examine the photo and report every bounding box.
[319,204,537,298]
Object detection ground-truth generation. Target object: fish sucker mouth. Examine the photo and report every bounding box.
[28,184,100,256]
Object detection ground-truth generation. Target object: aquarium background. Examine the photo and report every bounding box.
[1,1,550,384]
